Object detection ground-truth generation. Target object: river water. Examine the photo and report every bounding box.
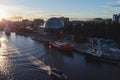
[0,31,120,80]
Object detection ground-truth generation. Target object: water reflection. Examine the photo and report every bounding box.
[0,31,51,80]
[0,31,120,80]
[0,32,14,80]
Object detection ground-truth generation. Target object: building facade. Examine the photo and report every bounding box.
[113,14,119,22]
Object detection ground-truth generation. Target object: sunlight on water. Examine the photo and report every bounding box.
[28,54,51,74]
[0,33,9,48]
[0,33,14,80]
[0,32,51,78]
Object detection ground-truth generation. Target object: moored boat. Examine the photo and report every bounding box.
[85,49,120,63]
[85,38,120,63]
[4,27,11,35]
[49,31,74,52]
[49,40,74,52]
[85,47,120,63]
[86,48,103,57]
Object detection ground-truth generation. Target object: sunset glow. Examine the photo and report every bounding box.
[0,10,7,20]
[0,0,119,20]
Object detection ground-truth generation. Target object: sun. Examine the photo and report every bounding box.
[0,10,7,20]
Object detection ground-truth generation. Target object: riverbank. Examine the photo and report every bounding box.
[15,31,120,64]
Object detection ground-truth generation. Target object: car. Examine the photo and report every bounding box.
[50,68,67,80]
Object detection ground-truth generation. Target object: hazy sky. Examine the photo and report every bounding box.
[0,0,120,20]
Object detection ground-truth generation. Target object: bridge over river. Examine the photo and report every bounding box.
[0,31,120,80]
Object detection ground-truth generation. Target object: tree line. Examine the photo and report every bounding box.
[63,21,120,45]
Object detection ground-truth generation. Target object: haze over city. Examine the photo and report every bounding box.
[0,0,120,20]
[0,0,120,80]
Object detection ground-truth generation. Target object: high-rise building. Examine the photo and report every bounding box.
[118,14,120,22]
[113,14,119,22]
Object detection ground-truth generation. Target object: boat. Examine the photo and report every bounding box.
[49,31,74,52]
[86,48,103,57]
[49,40,74,52]
[85,49,120,63]
[85,39,120,63]
[4,27,11,35]
[50,68,67,80]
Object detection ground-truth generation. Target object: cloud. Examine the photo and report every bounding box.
[101,4,120,8]
[102,0,120,8]
[0,0,26,4]
[109,4,120,7]
[98,1,120,19]
[103,10,118,13]
[115,0,120,4]
[101,0,120,15]
[0,4,45,19]
[0,0,45,18]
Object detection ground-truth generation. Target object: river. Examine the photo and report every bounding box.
[0,31,120,80]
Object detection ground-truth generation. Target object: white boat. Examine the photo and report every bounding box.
[86,38,103,57]
[50,68,67,80]
[4,27,11,35]
[85,39,120,63]
[86,48,103,57]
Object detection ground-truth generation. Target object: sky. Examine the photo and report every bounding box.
[0,0,120,20]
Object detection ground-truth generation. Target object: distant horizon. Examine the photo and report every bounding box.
[1,16,112,22]
[0,0,120,21]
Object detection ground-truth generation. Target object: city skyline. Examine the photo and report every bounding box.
[0,0,120,20]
